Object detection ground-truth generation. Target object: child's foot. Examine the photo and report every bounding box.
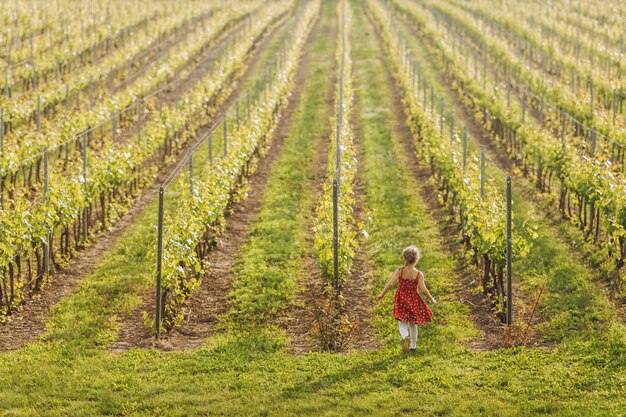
[409,348,417,354]
[402,336,410,353]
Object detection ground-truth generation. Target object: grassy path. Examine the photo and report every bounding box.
[351,0,471,350]
[225,0,336,327]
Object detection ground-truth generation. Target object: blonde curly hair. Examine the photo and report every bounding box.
[402,246,421,266]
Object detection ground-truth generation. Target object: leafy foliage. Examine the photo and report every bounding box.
[391,0,626,273]
[157,0,318,331]
[368,0,535,314]
[0,1,292,318]
[313,0,359,291]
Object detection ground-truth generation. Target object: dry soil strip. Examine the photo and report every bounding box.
[342,133,383,353]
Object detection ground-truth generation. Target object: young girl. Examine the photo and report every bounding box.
[377,246,436,353]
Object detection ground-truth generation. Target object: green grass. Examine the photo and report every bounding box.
[351,0,475,348]
[0,1,626,416]
[226,0,336,325]
[2,331,626,416]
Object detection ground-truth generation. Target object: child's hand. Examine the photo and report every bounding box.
[431,298,437,305]
[377,293,385,301]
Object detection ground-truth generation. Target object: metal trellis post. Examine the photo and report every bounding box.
[155,187,164,337]
[332,178,339,292]
[506,176,512,326]
[480,145,486,198]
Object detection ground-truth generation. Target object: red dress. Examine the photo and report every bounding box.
[393,268,433,325]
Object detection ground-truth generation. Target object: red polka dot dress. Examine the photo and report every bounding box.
[393,268,433,325]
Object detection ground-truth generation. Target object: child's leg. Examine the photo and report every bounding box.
[398,321,409,339]
[409,322,418,348]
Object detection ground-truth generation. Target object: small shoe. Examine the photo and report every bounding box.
[402,336,410,353]
[409,348,417,354]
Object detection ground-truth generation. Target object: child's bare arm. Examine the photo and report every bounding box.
[377,269,400,301]
[418,272,437,304]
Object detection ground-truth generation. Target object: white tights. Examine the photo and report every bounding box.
[398,320,418,349]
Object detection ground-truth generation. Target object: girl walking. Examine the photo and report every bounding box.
[377,246,436,353]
